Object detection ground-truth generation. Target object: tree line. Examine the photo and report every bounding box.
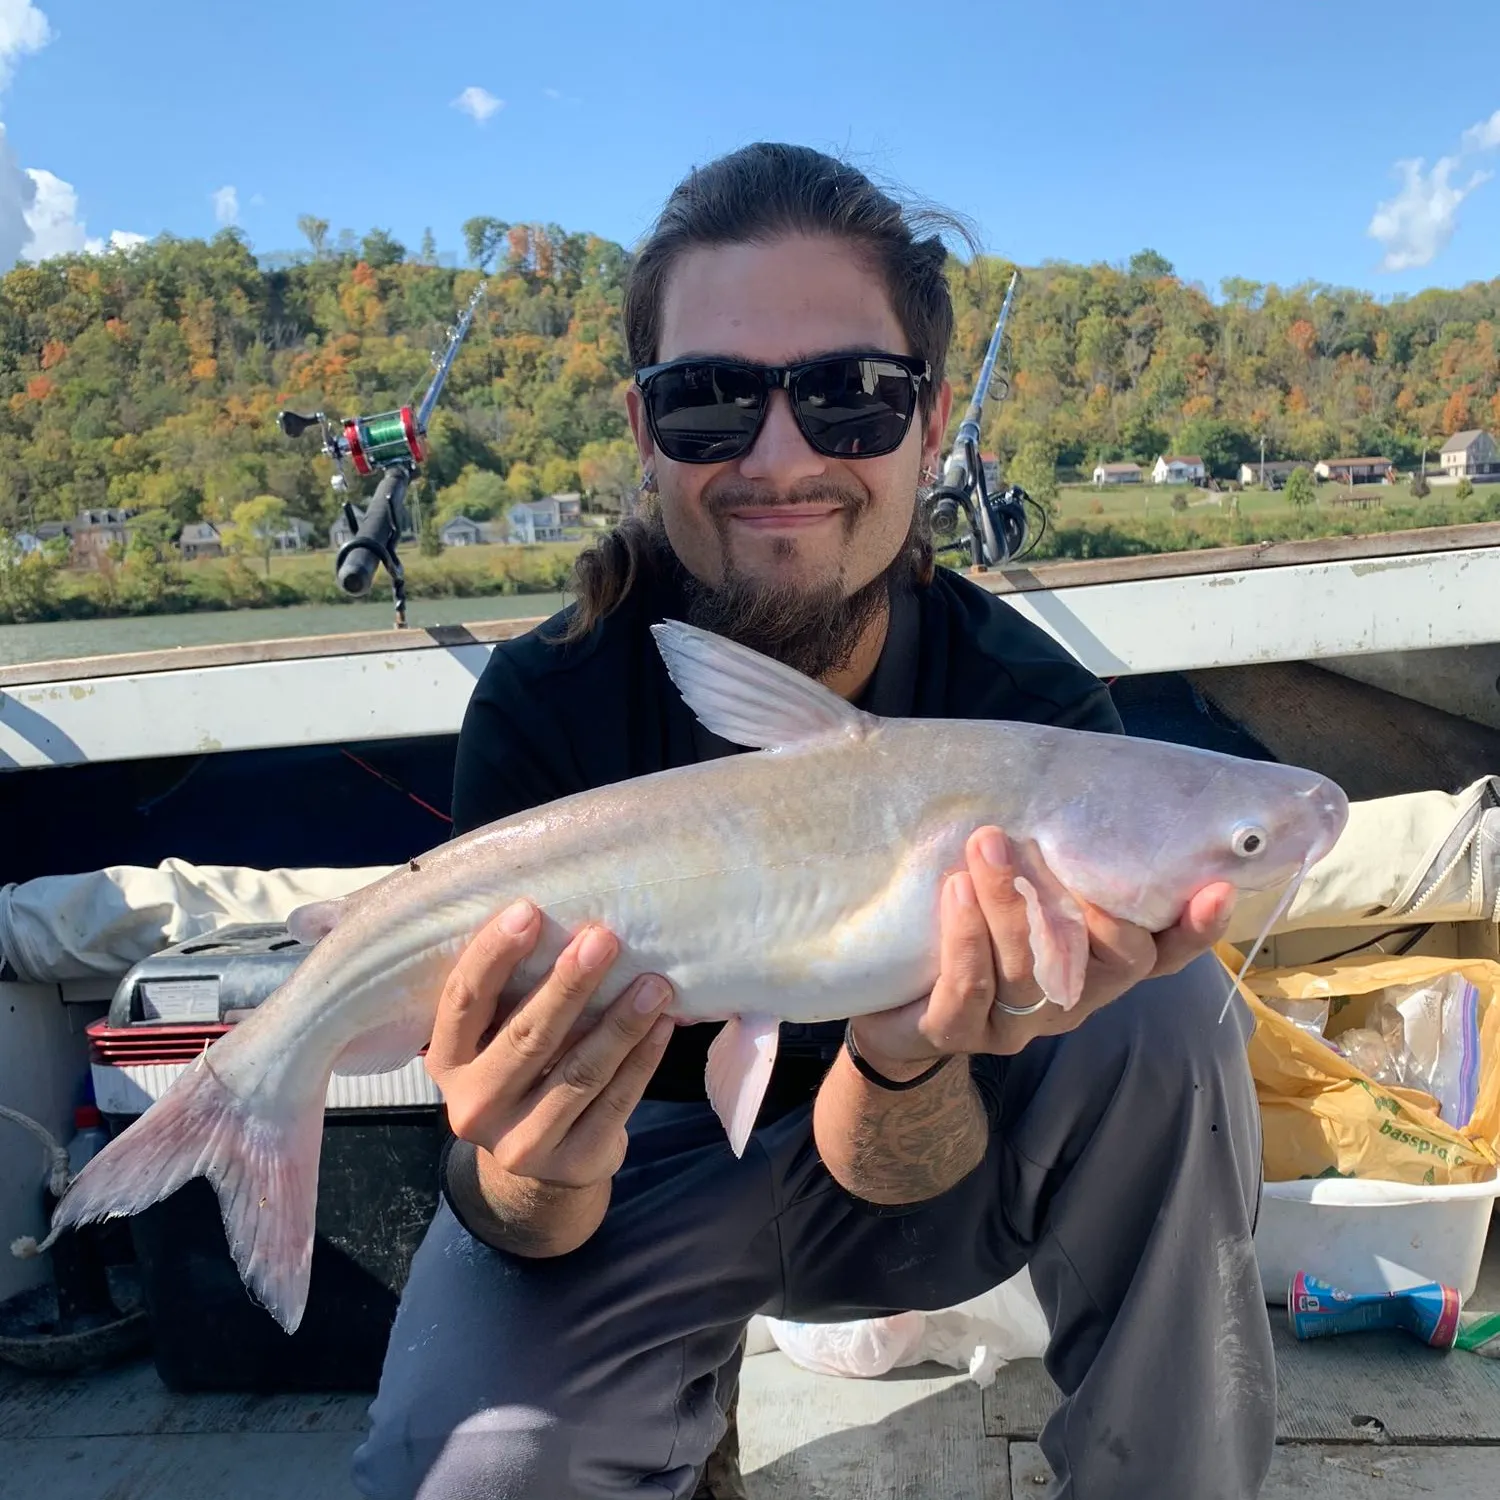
[5,225,1500,549]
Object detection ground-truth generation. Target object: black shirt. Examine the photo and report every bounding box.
[450,556,1124,1116]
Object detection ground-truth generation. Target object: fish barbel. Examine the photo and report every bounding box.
[45,621,1348,1332]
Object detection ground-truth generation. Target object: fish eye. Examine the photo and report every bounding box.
[1231,824,1268,858]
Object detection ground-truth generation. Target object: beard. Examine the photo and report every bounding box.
[649,477,921,681]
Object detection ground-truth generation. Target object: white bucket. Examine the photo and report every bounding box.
[1254,1172,1500,1302]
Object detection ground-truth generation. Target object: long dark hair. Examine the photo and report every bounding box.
[562,143,972,641]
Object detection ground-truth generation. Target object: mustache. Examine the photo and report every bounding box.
[699,476,871,521]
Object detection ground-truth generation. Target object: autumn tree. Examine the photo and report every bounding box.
[578,437,639,512]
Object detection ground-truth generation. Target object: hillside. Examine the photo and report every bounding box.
[5,225,1500,546]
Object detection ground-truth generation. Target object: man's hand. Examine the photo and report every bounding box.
[848,827,1237,1078]
[426,899,674,1254]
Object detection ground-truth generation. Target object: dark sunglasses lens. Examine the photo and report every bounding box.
[793,358,918,457]
[648,364,764,463]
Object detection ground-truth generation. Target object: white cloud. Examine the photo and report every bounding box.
[1369,105,1500,272]
[1462,108,1500,153]
[452,85,503,123]
[18,166,144,260]
[543,87,562,100]
[1368,155,1492,272]
[211,184,238,226]
[0,0,49,90]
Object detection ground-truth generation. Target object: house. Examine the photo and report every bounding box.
[271,517,316,552]
[71,508,132,565]
[1152,455,1206,485]
[1314,456,1394,485]
[1092,462,1143,486]
[34,520,70,544]
[1236,460,1303,488]
[1438,430,1500,480]
[440,515,485,547]
[178,521,223,560]
[330,514,354,550]
[12,531,42,555]
[505,493,584,544]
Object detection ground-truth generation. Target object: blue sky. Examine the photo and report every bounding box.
[7,0,1500,299]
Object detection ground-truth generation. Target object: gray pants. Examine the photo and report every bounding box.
[353,956,1275,1499]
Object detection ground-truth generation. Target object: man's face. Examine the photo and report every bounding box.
[627,235,952,601]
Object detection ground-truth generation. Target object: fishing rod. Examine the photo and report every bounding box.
[277,281,487,627]
[925,268,1041,569]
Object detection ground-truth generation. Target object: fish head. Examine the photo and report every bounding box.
[1142,760,1350,915]
[1037,750,1349,931]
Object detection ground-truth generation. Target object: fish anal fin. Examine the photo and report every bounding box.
[1010,838,1090,1010]
[704,1014,780,1157]
[649,620,871,750]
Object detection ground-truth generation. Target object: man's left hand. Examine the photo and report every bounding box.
[847,826,1236,1080]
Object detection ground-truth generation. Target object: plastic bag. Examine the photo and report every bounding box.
[1220,945,1500,1185]
[763,1269,1049,1386]
[1385,974,1484,1128]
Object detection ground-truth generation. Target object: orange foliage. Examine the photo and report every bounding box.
[1181,394,1214,419]
[105,317,130,341]
[1395,387,1418,413]
[191,357,218,382]
[1286,385,1308,414]
[40,339,67,369]
[25,374,53,402]
[1287,320,1317,358]
[1442,390,1473,435]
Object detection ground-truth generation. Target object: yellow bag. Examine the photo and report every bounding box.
[1216,945,1500,1185]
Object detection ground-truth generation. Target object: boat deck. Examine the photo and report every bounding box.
[3,1236,1496,1499]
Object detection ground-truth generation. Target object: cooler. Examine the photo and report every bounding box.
[88,923,445,1393]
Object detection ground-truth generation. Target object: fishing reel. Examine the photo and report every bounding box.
[924,441,1032,569]
[276,282,487,628]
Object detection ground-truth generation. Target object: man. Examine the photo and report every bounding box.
[353,142,1274,1500]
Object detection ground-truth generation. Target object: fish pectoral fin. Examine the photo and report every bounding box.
[650,620,873,749]
[704,1013,781,1157]
[285,897,349,947]
[332,1015,431,1076]
[1010,837,1090,1010]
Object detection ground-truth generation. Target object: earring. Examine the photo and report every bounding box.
[919,460,939,486]
[639,470,659,495]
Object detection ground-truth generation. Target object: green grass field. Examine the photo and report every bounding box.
[1052,478,1462,524]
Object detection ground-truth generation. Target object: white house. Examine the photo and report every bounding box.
[1236,460,1303,488]
[1092,461,1143,486]
[12,531,42,555]
[329,514,354,550]
[505,493,584,544]
[271,517,316,552]
[1439,430,1500,481]
[1152,455,1206,485]
[440,515,485,547]
[1314,456,1393,485]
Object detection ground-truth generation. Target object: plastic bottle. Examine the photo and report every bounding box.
[67,1104,110,1177]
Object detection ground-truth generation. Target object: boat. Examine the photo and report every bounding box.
[2,521,1499,1498]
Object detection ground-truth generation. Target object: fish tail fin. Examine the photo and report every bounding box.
[42,1055,324,1334]
[705,1014,781,1158]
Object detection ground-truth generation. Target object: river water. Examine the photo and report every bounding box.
[0,592,571,668]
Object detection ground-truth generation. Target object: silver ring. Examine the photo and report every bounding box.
[994,994,1049,1017]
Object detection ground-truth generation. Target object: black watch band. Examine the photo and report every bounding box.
[843,1021,954,1091]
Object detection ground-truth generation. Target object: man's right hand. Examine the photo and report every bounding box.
[425,898,674,1255]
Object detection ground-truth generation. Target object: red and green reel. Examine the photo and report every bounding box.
[341,406,425,476]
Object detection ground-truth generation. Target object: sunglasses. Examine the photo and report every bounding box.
[634,351,931,465]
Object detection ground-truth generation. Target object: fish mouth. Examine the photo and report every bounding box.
[1300,777,1351,867]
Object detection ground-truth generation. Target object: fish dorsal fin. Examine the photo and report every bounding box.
[650,620,871,750]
